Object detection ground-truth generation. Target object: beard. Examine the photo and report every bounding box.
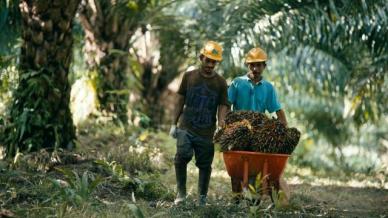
[204,67,214,74]
[252,71,262,78]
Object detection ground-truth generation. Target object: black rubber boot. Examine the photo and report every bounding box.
[198,168,211,206]
[174,163,187,205]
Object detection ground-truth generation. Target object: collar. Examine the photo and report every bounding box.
[244,74,263,85]
[199,68,217,78]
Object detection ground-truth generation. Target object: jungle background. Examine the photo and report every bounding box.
[0,0,387,217]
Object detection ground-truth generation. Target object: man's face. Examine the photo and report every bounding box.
[200,56,219,74]
[248,62,266,77]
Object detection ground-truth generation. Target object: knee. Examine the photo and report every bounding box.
[174,155,192,166]
[198,165,212,172]
[175,145,193,165]
[195,160,213,170]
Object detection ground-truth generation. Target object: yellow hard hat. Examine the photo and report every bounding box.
[245,47,267,63]
[200,41,223,61]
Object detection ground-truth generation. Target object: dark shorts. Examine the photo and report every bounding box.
[174,128,214,169]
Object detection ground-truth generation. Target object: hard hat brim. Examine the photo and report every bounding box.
[201,52,222,61]
[245,59,267,63]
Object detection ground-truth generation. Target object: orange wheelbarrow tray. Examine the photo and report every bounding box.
[223,151,290,192]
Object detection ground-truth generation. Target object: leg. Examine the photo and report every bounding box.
[231,177,242,193]
[174,129,194,204]
[269,176,290,206]
[278,177,290,206]
[231,177,242,204]
[198,166,212,206]
[192,135,214,206]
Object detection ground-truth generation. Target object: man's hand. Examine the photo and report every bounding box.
[169,125,178,138]
[276,109,288,128]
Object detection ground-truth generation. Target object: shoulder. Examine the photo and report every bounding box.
[231,75,248,85]
[214,73,228,87]
[184,69,199,77]
[261,79,277,91]
[215,73,226,82]
[261,79,274,87]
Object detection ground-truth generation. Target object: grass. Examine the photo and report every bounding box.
[1,121,387,217]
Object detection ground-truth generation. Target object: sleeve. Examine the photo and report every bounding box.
[219,78,230,106]
[177,72,188,96]
[267,85,282,113]
[227,80,237,106]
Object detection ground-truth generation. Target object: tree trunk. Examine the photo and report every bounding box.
[137,28,187,127]
[3,0,80,157]
[78,0,144,124]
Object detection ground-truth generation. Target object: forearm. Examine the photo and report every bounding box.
[218,105,228,127]
[276,109,288,127]
[173,94,185,125]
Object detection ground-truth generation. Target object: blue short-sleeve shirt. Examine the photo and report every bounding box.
[228,75,281,113]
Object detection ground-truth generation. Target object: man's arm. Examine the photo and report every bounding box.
[227,80,236,111]
[217,105,228,128]
[173,94,185,125]
[276,109,288,127]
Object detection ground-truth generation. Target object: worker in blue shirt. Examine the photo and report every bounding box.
[228,47,287,126]
[228,47,290,204]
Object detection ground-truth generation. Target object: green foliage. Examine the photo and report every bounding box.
[1,69,75,157]
[0,0,20,122]
[179,0,386,126]
[135,175,174,201]
[94,157,173,201]
[172,0,227,63]
[51,168,102,206]
[122,1,194,126]
[240,173,289,217]
[244,173,263,207]
[289,119,386,174]
[152,14,191,85]
[0,55,18,121]
[94,159,141,187]
[127,204,145,218]
[127,203,167,218]
[229,0,387,126]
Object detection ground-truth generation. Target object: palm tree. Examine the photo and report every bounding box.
[78,0,150,124]
[2,0,81,157]
[131,12,191,126]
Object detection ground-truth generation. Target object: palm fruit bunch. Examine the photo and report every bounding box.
[283,127,301,153]
[214,111,301,154]
[215,119,253,151]
[225,111,270,128]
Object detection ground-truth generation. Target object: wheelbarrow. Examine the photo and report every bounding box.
[223,151,290,194]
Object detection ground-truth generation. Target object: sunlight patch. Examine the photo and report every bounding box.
[70,78,98,125]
